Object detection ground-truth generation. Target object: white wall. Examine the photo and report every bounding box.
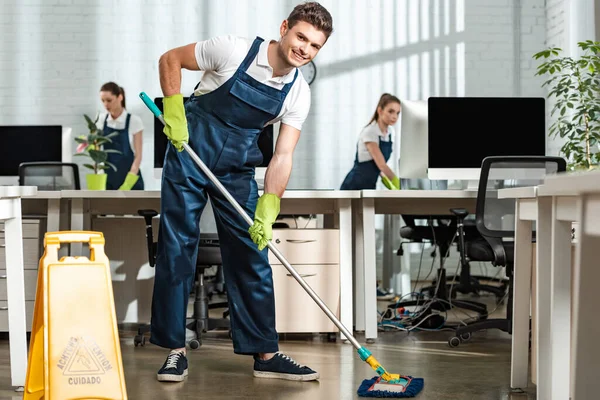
[1,0,553,190]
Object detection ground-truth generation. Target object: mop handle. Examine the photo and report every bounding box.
[139,92,361,350]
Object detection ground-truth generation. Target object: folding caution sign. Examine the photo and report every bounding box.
[24,231,127,400]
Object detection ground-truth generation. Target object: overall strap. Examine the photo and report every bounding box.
[238,36,264,71]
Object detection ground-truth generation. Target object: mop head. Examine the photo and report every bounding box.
[357,375,424,398]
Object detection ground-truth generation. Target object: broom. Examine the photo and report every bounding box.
[140,91,424,398]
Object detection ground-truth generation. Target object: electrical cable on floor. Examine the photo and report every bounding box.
[378,220,510,334]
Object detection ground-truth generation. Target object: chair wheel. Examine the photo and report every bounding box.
[448,336,461,348]
[460,332,472,342]
[134,335,145,347]
[189,339,201,349]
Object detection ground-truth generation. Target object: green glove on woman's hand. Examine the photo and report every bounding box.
[381,175,401,190]
[162,94,189,152]
[248,193,280,251]
[118,172,139,190]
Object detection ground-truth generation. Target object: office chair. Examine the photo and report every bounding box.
[447,155,566,347]
[134,209,230,350]
[18,161,80,190]
[399,214,508,303]
[393,215,488,320]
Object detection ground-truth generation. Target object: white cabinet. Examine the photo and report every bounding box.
[0,219,41,332]
[270,229,340,334]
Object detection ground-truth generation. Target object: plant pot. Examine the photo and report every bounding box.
[86,173,107,190]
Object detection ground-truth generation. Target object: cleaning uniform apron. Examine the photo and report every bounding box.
[103,113,144,190]
[340,135,393,190]
[151,37,298,353]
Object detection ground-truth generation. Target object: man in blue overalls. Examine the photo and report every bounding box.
[151,2,333,383]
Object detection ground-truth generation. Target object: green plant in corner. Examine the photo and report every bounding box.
[74,114,121,174]
[533,40,600,170]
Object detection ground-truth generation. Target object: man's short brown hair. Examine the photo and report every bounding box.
[287,2,334,39]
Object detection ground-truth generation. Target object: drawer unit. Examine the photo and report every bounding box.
[0,219,41,239]
[0,269,39,301]
[272,263,340,333]
[0,238,42,270]
[0,219,42,332]
[268,229,339,265]
[0,300,35,332]
[269,229,340,334]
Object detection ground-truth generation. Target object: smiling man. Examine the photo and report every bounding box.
[151,2,333,383]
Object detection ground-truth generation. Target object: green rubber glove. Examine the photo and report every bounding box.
[118,172,139,190]
[162,94,189,152]
[381,175,401,190]
[248,193,280,251]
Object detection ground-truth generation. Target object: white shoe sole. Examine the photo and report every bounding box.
[253,370,320,381]
[157,368,188,382]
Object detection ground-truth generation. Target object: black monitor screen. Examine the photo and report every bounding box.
[153,97,274,168]
[428,97,546,168]
[0,126,62,176]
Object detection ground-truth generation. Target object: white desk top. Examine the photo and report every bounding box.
[498,186,537,199]
[541,169,600,195]
[59,189,362,200]
[0,186,37,198]
[361,189,478,199]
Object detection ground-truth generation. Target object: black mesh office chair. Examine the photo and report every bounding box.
[18,161,80,190]
[399,213,508,303]
[447,155,566,347]
[134,209,230,349]
[393,215,488,321]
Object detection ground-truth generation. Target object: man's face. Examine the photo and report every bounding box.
[278,20,327,68]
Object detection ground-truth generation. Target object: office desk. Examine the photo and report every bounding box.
[357,190,478,341]
[62,190,360,340]
[499,177,600,399]
[541,171,600,400]
[0,185,37,388]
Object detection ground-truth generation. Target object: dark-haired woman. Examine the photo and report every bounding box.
[95,81,144,190]
[340,93,401,190]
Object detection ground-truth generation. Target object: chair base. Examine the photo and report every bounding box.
[447,318,511,348]
[133,272,230,349]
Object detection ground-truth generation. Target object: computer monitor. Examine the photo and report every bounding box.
[398,100,428,179]
[0,125,63,185]
[152,97,274,183]
[427,97,546,182]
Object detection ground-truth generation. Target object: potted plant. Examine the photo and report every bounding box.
[74,114,121,190]
[533,40,600,171]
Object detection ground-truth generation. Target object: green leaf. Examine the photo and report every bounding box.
[94,137,113,144]
[89,149,107,164]
[83,164,96,170]
[104,131,120,139]
[104,161,118,172]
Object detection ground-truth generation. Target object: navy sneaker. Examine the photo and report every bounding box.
[157,350,188,382]
[253,353,319,381]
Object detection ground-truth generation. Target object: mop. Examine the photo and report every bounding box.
[139,92,424,398]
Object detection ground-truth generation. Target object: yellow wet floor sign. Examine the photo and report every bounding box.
[24,231,127,399]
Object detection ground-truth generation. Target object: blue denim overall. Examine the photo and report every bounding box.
[151,37,298,354]
[103,113,144,190]
[340,135,393,190]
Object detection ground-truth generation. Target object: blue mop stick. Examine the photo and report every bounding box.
[139,91,404,384]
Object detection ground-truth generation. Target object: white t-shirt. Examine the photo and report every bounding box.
[95,110,143,151]
[193,35,311,131]
[356,122,394,162]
